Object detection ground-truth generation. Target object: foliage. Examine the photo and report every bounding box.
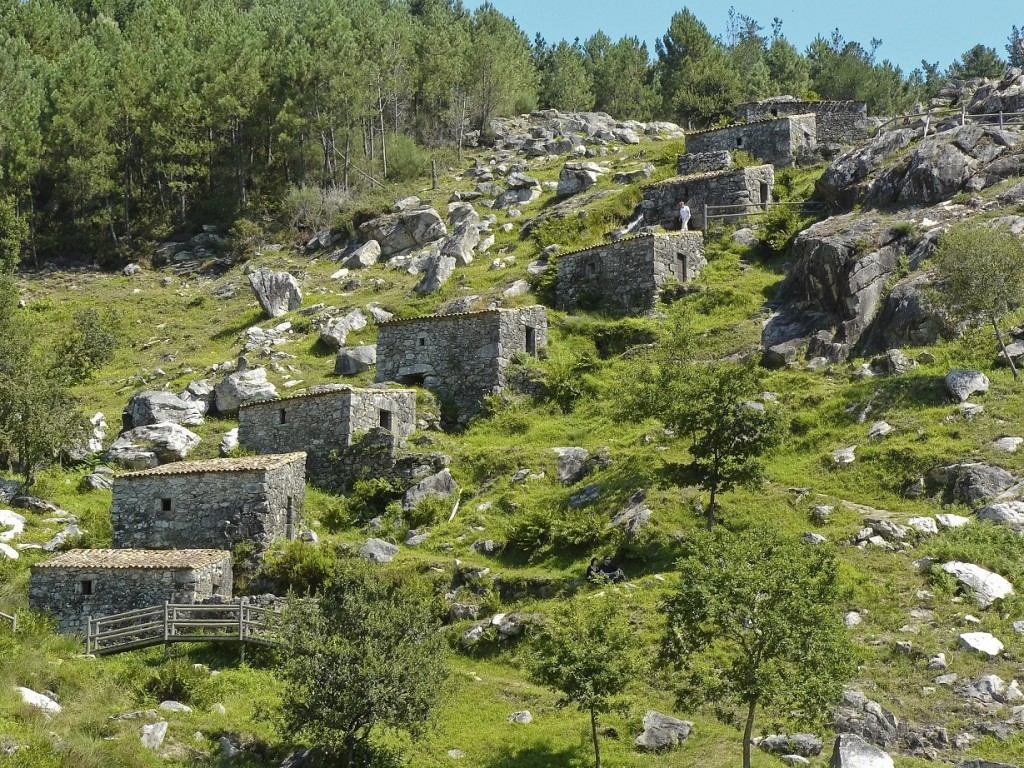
[663,528,856,768]
[144,658,212,706]
[757,204,813,255]
[276,558,449,767]
[946,44,1005,80]
[52,308,118,383]
[541,348,599,414]
[931,220,1024,380]
[530,592,643,768]
[260,540,338,596]
[538,40,595,113]
[0,196,27,273]
[507,504,609,560]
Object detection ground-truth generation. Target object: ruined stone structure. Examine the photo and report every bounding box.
[110,453,306,552]
[677,150,732,177]
[641,165,775,231]
[685,115,817,168]
[735,98,869,144]
[238,386,416,488]
[376,307,548,422]
[555,234,706,314]
[29,549,232,634]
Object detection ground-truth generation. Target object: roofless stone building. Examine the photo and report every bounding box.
[641,165,775,231]
[684,114,817,168]
[29,549,232,634]
[555,233,706,315]
[734,97,869,144]
[238,385,417,488]
[110,453,306,552]
[375,306,548,423]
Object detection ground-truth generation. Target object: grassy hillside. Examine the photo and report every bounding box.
[3,126,1024,768]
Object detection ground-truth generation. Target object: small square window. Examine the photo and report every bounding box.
[418,337,426,347]
[585,260,596,277]
[736,137,743,147]
[161,498,172,512]
[80,580,94,596]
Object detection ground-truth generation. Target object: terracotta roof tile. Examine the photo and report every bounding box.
[33,549,230,570]
[117,452,306,479]
[377,305,546,327]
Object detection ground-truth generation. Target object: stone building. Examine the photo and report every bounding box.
[29,549,232,634]
[684,114,817,168]
[111,453,306,552]
[238,386,416,488]
[376,306,548,422]
[555,233,706,314]
[677,150,732,177]
[735,98,869,144]
[641,165,775,231]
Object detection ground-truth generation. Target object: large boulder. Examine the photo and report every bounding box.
[860,272,951,350]
[556,162,605,196]
[335,345,377,375]
[610,492,652,539]
[248,269,302,318]
[941,561,1014,608]
[359,207,447,258]
[319,309,368,349]
[179,380,215,415]
[104,422,201,468]
[360,538,399,564]
[818,129,917,208]
[495,173,542,209]
[123,390,204,429]
[635,711,693,751]
[829,734,893,768]
[413,252,457,295]
[977,501,1024,528]
[401,468,458,512]
[958,631,1005,656]
[15,687,62,715]
[945,369,989,402]
[758,734,824,757]
[438,223,481,267]
[552,447,590,485]
[214,367,278,415]
[929,462,1016,506]
[345,240,381,269]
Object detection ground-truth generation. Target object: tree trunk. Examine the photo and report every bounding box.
[706,484,717,531]
[742,699,757,768]
[379,86,388,180]
[993,315,1019,381]
[590,705,601,768]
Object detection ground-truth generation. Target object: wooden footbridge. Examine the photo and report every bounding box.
[86,600,280,657]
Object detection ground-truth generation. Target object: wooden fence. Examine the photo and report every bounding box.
[875,108,1024,137]
[86,600,280,657]
[703,200,827,230]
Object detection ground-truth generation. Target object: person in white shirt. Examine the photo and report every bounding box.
[678,200,691,230]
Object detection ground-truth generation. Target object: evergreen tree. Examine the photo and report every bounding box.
[946,44,1005,80]
[1008,26,1024,68]
[589,35,659,120]
[466,3,538,130]
[764,20,811,98]
[540,40,595,112]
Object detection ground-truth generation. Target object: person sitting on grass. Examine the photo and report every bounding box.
[597,555,626,583]
[586,557,601,582]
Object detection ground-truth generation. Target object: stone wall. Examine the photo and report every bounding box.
[238,386,416,487]
[376,306,548,423]
[29,549,231,634]
[110,454,306,552]
[735,99,868,144]
[677,150,732,176]
[555,234,706,314]
[685,115,817,168]
[640,165,775,230]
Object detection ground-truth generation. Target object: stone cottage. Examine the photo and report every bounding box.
[684,114,817,168]
[641,165,775,231]
[110,453,306,552]
[29,549,232,634]
[734,98,869,144]
[238,386,417,488]
[555,233,706,314]
[376,306,548,422]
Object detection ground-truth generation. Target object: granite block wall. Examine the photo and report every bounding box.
[685,114,817,168]
[735,99,868,144]
[641,165,775,230]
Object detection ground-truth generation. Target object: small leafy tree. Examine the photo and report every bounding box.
[932,221,1024,381]
[663,528,855,768]
[276,559,449,767]
[530,593,642,768]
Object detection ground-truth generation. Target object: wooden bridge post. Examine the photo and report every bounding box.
[86,615,92,654]
[163,601,170,660]
[239,598,247,664]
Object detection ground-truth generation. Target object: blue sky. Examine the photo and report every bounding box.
[463,1,1020,73]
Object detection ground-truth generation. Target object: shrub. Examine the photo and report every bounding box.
[261,539,339,596]
[757,204,811,255]
[384,134,429,183]
[542,349,599,413]
[144,658,211,706]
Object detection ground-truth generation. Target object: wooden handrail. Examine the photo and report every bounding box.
[85,601,281,656]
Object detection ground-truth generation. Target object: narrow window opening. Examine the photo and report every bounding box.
[212,583,221,596]
[736,137,743,147]
[80,580,94,596]
[770,108,778,117]
[584,260,596,277]
[418,335,427,347]
[278,408,287,425]
[161,498,172,512]
[379,409,393,431]
[759,181,770,210]
[525,327,537,357]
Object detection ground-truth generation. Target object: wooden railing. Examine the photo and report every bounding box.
[0,611,16,633]
[875,108,1024,136]
[703,200,827,229]
[86,600,280,656]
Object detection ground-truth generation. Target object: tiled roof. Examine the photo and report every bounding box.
[655,166,773,184]
[378,305,546,327]
[34,549,230,570]
[117,452,306,478]
[557,232,703,259]
[239,385,415,410]
[684,113,816,137]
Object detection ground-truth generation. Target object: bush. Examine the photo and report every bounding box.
[507,505,608,560]
[281,185,349,231]
[260,539,339,596]
[144,658,211,706]
[542,349,599,413]
[384,134,429,183]
[757,205,812,255]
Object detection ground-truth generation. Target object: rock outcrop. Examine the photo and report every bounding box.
[359,207,447,258]
[248,269,302,318]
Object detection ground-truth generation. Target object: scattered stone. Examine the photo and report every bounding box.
[832,445,857,465]
[811,505,833,524]
[41,524,83,552]
[569,484,601,508]
[977,501,1024,528]
[635,711,693,751]
[159,700,192,712]
[402,469,459,512]
[346,240,381,269]
[941,562,1013,608]
[552,447,592,485]
[123,263,142,276]
[460,625,484,647]
[927,653,947,670]
[360,207,447,257]
[248,269,302,318]
[993,437,1024,453]
[945,369,989,402]
[214,368,277,415]
[179,380,214,415]
[844,611,862,627]
[757,734,823,757]
[557,161,606,196]
[907,517,938,535]
[935,674,959,686]
[610,491,652,539]
[868,421,893,439]
[105,423,201,468]
[360,538,399,564]
[447,748,466,759]
[829,734,894,768]
[958,631,1004,656]
[219,428,238,457]
[936,513,972,529]
[502,279,530,298]
[219,736,240,758]
[14,686,61,715]
[507,711,533,724]
[803,532,827,545]
[141,721,168,750]
[319,308,368,349]
[0,510,27,543]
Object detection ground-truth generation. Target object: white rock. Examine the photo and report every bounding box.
[829,734,893,768]
[945,369,989,402]
[868,421,893,439]
[993,437,1024,453]
[832,445,857,465]
[508,711,533,724]
[844,611,863,627]
[14,686,61,715]
[958,631,1004,656]
[0,509,27,542]
[141,721,168,750]
[941,561,1014,608]
[0,543,19,559]
[907,517,938,535]
[936,513,972,529]
[977,501,1024,528]
[159,700,192,712]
